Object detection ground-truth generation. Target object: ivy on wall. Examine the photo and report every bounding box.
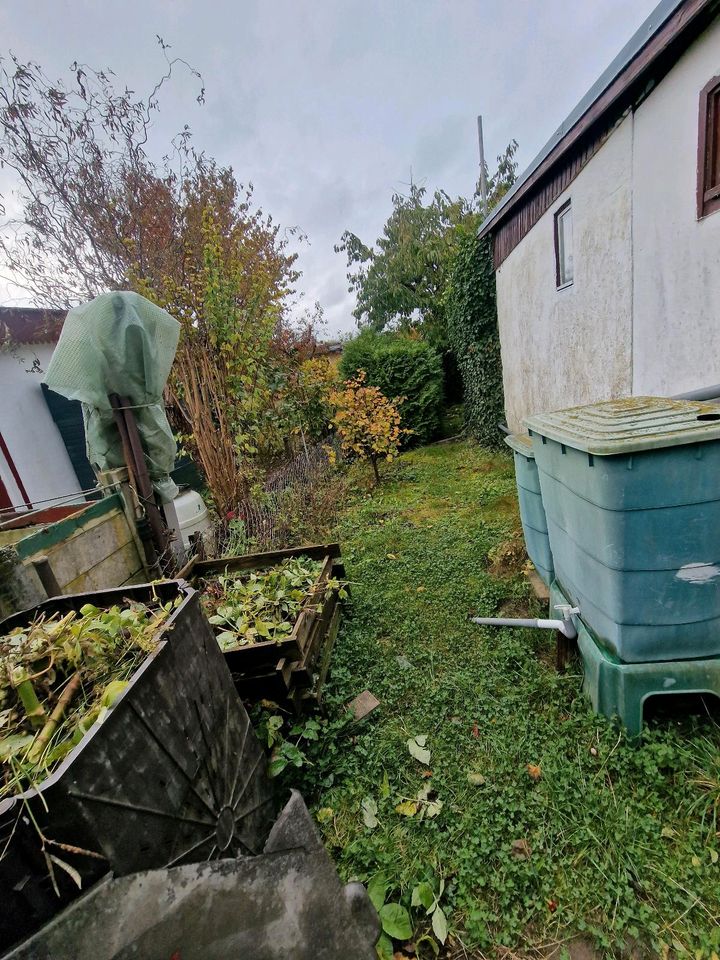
[444,234,505,448]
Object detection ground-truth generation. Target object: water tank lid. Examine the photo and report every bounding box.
[504,433,535,458]
[525,396,720,456]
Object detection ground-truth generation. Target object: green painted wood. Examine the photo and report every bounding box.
[15,495,121,560]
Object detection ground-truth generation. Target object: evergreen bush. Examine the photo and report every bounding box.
[339,331,444,445]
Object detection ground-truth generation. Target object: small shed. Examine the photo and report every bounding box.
[478,0,720,432]
[0,307,92,511]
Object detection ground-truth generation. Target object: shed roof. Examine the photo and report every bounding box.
[478,0,714,241]
[0,307,66,345]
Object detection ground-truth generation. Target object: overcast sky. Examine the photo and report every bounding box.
[1,0,658,335]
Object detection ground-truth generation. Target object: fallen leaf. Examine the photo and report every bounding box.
[387,553,397,560]
[416,586,426,592]
[467,772,486,786]
[431,904,448,944]
[396,800,419,817]
[547,898,558,913]
[471,722,479,738]
[315,807,334,823]
[407,735,431,765]
[511,839,532,860]
[421,769,433,778]
[361,796,379,830]
[527,763,542,781]
[423,799,443,819]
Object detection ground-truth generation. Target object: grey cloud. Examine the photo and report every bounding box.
[1,0,658,334]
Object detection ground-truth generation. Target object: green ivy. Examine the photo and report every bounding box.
[445,234,505,448]
[339,330,444,446]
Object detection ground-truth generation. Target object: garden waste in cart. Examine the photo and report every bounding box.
[0,582,274,952]
[186,543,346,710]
[44,291,180,503]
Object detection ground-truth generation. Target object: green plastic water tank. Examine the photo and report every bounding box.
[504,434,554,585]
[525,397,720,663]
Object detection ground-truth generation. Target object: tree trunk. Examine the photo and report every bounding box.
[370,455,380,485]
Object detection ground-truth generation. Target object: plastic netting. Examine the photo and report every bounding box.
[44,292,181,502]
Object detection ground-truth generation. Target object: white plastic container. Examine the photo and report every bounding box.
[173,489,213,550]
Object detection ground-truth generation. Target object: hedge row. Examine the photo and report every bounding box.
[339,331,444,446]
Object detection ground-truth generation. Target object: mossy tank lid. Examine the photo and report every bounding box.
[504,433,534,457]
[524,396,720,455]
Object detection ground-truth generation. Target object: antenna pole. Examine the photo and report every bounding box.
[477,115,488,217]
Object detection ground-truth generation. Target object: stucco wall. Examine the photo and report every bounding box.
[0,343,83,507]
[495,115,634,432]
[631,17,720,396]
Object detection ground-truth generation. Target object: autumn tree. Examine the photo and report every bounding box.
[0,47,308,516]
[336,142,518,348]
[329,371,409,484]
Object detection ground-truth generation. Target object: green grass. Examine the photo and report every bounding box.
[283,442,720,959]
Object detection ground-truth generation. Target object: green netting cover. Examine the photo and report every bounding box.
[44,292,181,502]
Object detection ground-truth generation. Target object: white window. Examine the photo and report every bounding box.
[554,200,573,288]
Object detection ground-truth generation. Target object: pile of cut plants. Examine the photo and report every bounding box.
[0,597,178,800]
[199,555,345,651]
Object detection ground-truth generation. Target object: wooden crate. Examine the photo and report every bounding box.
[182,543,345,710]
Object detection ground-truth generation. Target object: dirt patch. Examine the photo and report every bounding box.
[477,493,521,522]
[403,501,450,525]
[472,937,603,960]
[496,598,535,619]
[487,531,528,578]
[470,455,511,475]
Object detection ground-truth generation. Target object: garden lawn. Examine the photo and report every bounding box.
[287,441,720,959]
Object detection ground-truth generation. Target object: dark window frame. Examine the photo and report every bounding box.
[553,198,573,289]
[697,74,720,220]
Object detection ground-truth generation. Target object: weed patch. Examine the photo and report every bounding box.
[277,442,720,958]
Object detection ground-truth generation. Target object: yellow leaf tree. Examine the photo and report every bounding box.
[329,371,409,484]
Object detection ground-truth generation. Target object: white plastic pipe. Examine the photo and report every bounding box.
[472,604,579,639]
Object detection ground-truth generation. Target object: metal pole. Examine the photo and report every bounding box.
[31,555,62,598]
[477,114,488,218]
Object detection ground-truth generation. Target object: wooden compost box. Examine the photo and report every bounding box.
[0,581,274,952]
[183,543,345,711]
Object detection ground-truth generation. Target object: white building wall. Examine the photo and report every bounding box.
[496,114,634,432]
[631,17,720,395]
[0,343,83,507]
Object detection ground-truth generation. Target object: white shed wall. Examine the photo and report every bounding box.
[0,344,83,507]
[631,17,720,395]
[495,115,634,432]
